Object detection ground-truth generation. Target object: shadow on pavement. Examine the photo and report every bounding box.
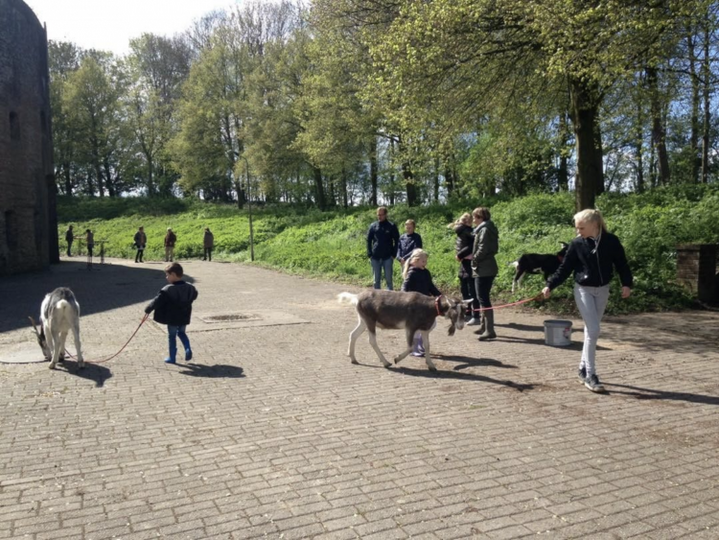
[178,364,245,378]
[496,322,545,332]
[0,260,193,335]
[54,359,113,388]
[390,364,535,391]
[431,354,518,371]
[605,383,719,406]
[493,336,611,351]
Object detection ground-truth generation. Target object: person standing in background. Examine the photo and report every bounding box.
[65,225,74,257]
[164,228,177,262]
[203,227,214,261]
[367,206,400,290]
[134,226,147,263]
[396,219,423,267]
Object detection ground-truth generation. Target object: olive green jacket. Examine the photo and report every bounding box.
[471,220,499,278]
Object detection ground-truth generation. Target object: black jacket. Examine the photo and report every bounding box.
[145,281,198,326]
[401,267,441,297]
[367,220,400,260]
[397,232,423,261]
[546,231,633,290]
[454,224,474,279]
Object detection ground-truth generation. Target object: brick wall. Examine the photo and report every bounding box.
[0,0,57,275]
[677,244,719,306]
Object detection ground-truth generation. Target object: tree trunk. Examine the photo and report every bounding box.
[646,66,671,185]
[103,158,116,197]
[369,137,378,206]
[63,163,72,195]
[313,166,326,210]
[687,31,700,182]
[557,112,569,191]
[397,136,417,206]
[593,123,605,196]
[388,137,396,206]
[569,77,603,210]
[701,20,711,183]
[433,156,440,202]
[341,167,349,208]
[634,100,644,193]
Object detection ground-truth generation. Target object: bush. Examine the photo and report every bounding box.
[57,185,719,314]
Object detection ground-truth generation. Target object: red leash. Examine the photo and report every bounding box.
[64,313,149,365]
[472,294,544,312]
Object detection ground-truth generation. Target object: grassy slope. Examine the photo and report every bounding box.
[57,185,719,315]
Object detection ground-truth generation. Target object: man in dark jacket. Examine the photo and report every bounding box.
[367,206,400,290]
[134,226,147,263]
[65,225,74,257]
[145,262,199,364]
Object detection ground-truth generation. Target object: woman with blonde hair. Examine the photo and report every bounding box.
[450,213,479,324]
[543,209,632,392]
[401,249,441,356]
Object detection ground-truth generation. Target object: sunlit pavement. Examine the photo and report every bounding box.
[0,257,717,539]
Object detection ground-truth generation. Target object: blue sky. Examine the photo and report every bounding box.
[25,0,238,55]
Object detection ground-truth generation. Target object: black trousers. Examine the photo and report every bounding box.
[474,275,495,309]
[203,248,212,261]
[460,276,479,317]
[135,248,144,262]
[66,240,73,257]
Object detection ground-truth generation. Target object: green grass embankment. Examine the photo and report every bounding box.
[57,185,719,315]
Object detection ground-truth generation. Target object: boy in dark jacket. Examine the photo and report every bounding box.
[145,263,199,364]
[396,219,423,265]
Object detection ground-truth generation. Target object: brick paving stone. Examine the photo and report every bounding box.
[0,258,716,539]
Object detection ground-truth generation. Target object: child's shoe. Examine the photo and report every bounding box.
[185,349,193,362]
[164,357,176,364]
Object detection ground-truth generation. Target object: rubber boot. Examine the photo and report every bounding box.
[477,310,496,341]
[474,313,486,335]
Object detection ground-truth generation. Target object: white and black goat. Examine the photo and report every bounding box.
[510,242,569,293]
[29,287,84,370]
[338,290,470,371]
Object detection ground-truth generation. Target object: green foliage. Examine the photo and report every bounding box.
[58,185,718,315]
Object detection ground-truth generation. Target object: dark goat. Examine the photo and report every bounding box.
[338,289,469,371]
[510,242,569,293]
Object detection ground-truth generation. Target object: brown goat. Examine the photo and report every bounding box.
[338,290,469,371]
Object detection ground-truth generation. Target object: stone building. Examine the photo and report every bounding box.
[0,0,58,275]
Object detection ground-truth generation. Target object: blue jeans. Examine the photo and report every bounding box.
[574,284,610,377]
[370,257,394,290]
[167,325,191,361]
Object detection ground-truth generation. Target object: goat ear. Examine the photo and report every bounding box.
[447,324,456,336]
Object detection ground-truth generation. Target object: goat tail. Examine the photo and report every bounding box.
[509,260,519,268]
[337,292,359,306]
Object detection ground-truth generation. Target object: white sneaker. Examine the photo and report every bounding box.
[466,318,480,326]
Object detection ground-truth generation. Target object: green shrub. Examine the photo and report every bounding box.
[57,185,718,314]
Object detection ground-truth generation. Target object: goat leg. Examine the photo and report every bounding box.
[347,318,366,365]
[367,331,392,368]
[421,331,437,371]
[74,321,85,369]
[394,328,415,365]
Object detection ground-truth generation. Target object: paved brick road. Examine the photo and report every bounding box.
[0,258,717,539]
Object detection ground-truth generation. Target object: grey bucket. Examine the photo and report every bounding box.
[544,319,572,347]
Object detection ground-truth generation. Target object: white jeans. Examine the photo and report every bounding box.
[574,284,610,377]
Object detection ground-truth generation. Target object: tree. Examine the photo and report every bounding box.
[324,0,711,209]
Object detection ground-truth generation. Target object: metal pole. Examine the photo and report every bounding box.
[244,158,255,262]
